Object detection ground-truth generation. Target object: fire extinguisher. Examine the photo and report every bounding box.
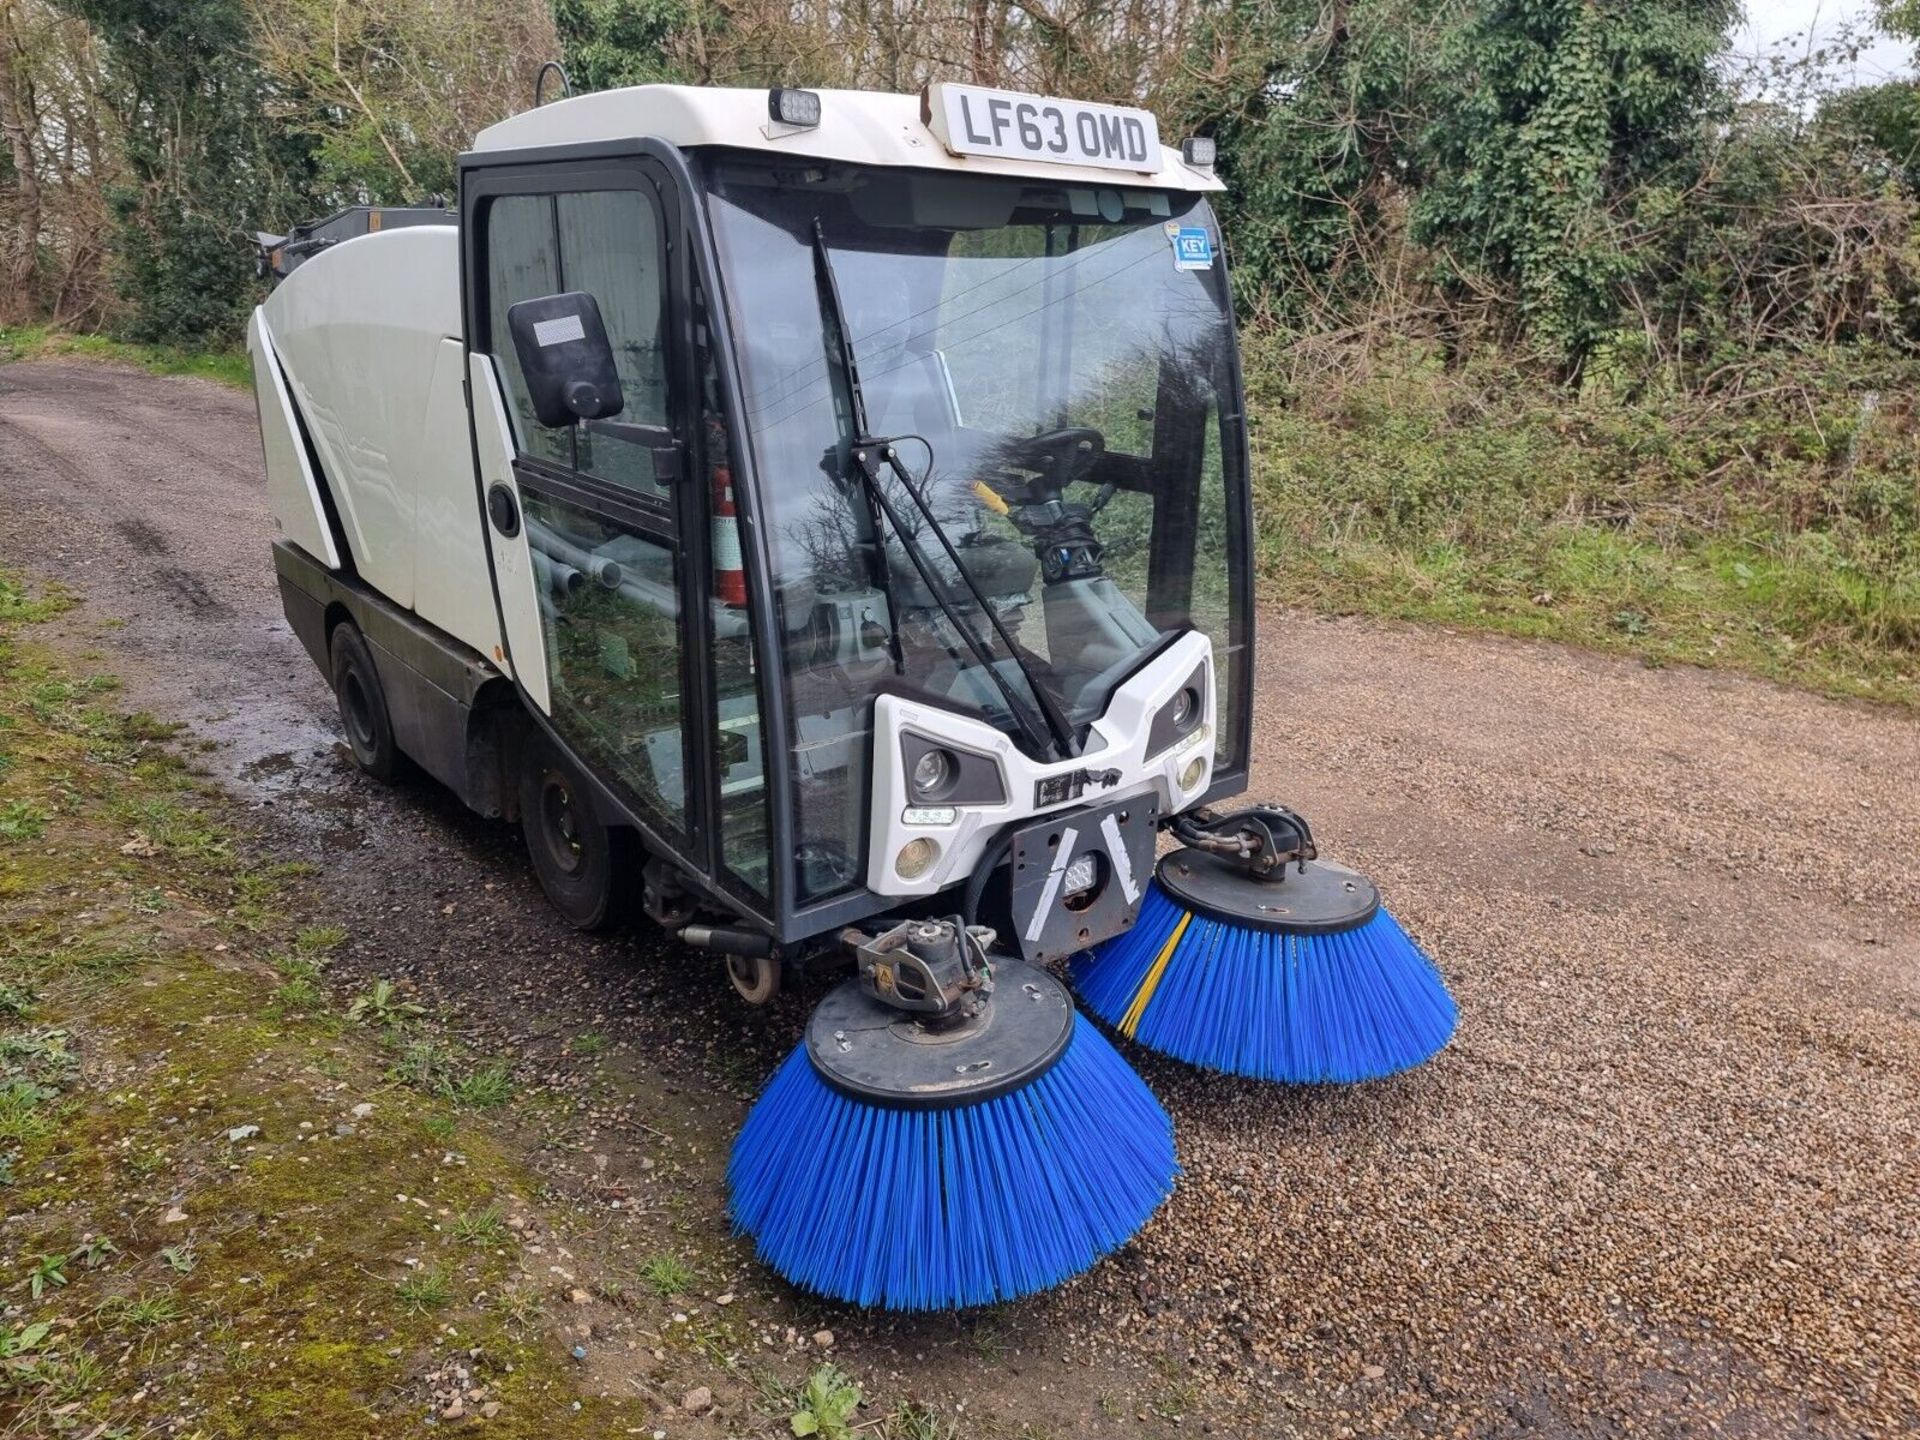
[711,464,747,607]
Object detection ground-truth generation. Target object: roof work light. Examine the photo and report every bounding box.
[1181,136,1217,168]
[769,89,822,128]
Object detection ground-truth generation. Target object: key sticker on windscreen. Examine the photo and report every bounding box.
[1168,224,1214,271]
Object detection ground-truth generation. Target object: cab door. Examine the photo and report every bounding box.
[463,158,711,865]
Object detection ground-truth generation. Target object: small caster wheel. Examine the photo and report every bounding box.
[727,952,780,1006]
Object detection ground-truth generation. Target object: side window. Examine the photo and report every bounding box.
[560,190,671,499]
[522,489,689,831]
[485,186,673,502]
[483,180,690,838]
[484,194,571,469]
[1196,395,1235,769]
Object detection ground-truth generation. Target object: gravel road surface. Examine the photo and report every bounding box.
[2,359,1916,1438]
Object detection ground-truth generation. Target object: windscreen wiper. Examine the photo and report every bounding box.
[809,241,907,679]
[809,221,1075,761]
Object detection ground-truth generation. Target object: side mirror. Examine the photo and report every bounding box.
[506,291,624,427]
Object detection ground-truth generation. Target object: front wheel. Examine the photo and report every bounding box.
[518,735,624,931]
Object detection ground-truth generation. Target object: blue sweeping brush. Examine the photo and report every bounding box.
[1071,851,1457,1083]
[727,958,1177,1311]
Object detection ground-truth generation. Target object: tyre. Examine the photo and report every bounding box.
[330,621,400,782]
[518,733,624,931]
[726,952,782,1006]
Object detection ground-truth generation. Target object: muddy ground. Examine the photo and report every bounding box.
[2,358,1917,1439]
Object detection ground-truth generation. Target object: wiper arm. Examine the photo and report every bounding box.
[808,222,903,676]
[854,440,1079,758]
[810,222,1074,760]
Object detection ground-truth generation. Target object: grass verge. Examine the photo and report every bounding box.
[0,568,984,1439]
[1246,335,1920,706]
[0,570,616,1437]
[0,324,249,390]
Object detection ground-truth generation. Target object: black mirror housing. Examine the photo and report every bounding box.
[506,291,624,427]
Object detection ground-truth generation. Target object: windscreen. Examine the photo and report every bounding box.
[705,158,1248,902]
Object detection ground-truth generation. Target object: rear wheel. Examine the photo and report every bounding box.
[518,734,623,931]
[330,622,399,782]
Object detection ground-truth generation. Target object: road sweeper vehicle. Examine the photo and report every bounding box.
[249,79,1457,1310]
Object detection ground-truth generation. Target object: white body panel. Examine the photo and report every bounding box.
[865,630,1217,897]
[474,85,1222,194]
[253,225,506,663]
[412,339,501,657]
[247,310,340,569]
[467,354,550,712]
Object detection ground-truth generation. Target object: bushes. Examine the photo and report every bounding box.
[106,199,255,346]
[47,0,317,344]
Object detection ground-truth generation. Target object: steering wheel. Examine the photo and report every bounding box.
[1011,427,1106,497]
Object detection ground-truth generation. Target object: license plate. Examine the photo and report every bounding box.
[925,83,1163,175]
[1006,795,1160,963]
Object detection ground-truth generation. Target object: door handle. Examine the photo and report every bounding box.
[487,482,521,538]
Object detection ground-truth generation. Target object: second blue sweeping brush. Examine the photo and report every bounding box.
[1071,845,1457,1083]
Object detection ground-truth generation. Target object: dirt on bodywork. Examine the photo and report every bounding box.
[2,357,1919,1439]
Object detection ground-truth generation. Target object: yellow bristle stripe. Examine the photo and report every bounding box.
[971,480,1010,515]
[1120,911,1191,1038]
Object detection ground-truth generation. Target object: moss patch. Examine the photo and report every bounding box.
[0,572,623,1437]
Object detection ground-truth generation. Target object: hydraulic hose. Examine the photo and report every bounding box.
[962,828,1016,933]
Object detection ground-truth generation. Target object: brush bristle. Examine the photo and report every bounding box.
[1071,883,1457,1083]
[726,1016,1177,1311]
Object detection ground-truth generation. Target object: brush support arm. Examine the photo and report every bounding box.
[844,918,995,1023]
[1170,804,1318,879]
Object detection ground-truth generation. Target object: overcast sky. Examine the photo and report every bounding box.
[1731,0,1912,82]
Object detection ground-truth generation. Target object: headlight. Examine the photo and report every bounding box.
[1170,686,1200,731]
[1061,853,1098,896]
[1148,666,1209,758]
[768,88,822,127]
[910,747,956,799]
[897,736,1006,805]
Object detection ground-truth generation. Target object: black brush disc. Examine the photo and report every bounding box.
[804,959,1075,1111]
[1156,849,1381,936]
